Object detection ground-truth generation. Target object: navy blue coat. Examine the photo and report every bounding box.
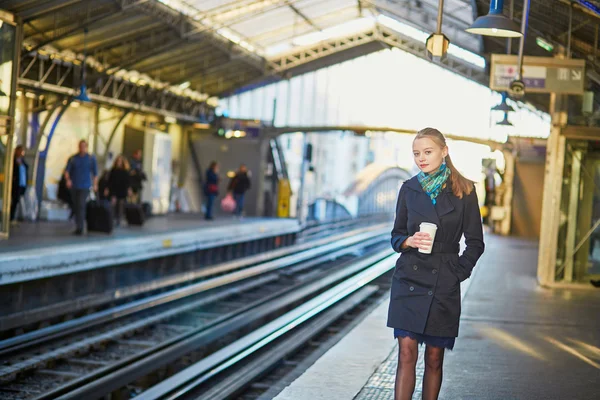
[387,176,484,337]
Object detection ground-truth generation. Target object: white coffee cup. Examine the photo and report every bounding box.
[418,222,438,254]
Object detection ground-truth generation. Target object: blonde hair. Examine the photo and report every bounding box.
[112,155,130,171]
[415,127,473,199]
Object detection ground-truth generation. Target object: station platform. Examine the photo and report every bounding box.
[274,235,600,400]
[0,215,300,285]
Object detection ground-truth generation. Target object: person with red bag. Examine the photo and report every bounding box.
[204,161,220,220]
[227,164,251,217]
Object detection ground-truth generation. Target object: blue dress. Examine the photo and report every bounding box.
[393,328,455,350]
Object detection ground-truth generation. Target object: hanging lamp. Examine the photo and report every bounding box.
[491,92,515,113]
[496,111,513,126]
[466,0,522,38]
[75,28,91,103]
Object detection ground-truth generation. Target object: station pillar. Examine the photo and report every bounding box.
[537,93,568,287]
[0,11,22,238]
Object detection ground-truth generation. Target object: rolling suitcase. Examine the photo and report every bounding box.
[86,200,114,233]
[142,202,152,218]
[125,203,145,226]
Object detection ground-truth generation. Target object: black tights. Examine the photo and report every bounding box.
[395,336,445,400]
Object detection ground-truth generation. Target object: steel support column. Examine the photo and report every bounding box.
[537,92,568,287]
[563,147,583,282]
[34,101,72,204]
[1,15,23,237]
[103,110,131,164]
[178,125,191,188]
[499,149,515,235]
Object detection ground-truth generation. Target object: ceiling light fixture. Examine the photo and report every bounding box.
[466,0,523,38]
[491,92,515,113]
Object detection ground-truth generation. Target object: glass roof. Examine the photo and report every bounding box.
[158,0,364,56]
[160,0,471,57]
[157,0,483,67]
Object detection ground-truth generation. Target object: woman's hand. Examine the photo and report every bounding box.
[404,232,432,250]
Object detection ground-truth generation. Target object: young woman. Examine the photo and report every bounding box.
[106,155,132,226]
[388,127,485,400]
[11,145,28,222]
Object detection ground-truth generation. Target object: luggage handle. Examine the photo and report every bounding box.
[88,189,97,202]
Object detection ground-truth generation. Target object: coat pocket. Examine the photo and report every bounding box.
[393,254,409,278]
[447,255,469,283]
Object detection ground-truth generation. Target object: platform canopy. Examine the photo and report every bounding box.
[3,0,600,113]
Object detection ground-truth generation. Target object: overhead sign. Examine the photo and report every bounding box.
[490,54,585,95]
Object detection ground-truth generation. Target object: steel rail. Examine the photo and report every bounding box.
[137,253,396,400]
[0,228,387,356]
[0,222,387,334]
[50,250,395,400]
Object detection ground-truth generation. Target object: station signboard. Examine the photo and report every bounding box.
[490,54,585,95]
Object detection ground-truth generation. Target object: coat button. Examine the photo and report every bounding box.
[428,290,433,295]
[409,286,415,291]
[432,269,438,274]
[413,265,418,270]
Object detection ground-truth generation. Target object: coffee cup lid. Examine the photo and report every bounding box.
[420,222,437,228]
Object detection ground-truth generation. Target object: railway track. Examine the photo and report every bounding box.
[0,227,392,400]
[138,254,396,400]
[1,222,387,339]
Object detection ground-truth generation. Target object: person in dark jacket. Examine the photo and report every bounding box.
[227,164,251,217]
[129,149,146,203]
[106,155,132,227]
[58,173,74,219]
[388,128,484,400]
[98,170,111,201]
[203,161,219,220]
[11,145,28,222]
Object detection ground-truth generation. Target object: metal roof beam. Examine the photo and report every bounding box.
[17,51,210,120]
[84,24,167,53]
[58,14,150,48]
[270,29,378,72]
[171,58,247,87]
[24,7,123,55]
[19,0,86,22]
[137,48,222,73]
[108,40,192,71]
[241,23,486,96]
[250,5,360,46]
[202,68,260,93]
[362,0,481,54]
[137,51,218,73]
[376,24,486,84]
[3,0,40,9]
[150,55,233,81]
[267,124,506,149]
[125,0,277,75]
[288,3,321,31]
[126,42,219,72]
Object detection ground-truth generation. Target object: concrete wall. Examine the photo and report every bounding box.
[190,136,264,217]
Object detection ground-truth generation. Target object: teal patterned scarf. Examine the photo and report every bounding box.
[417,163,451,204]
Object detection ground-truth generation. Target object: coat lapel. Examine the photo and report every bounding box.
[435,188,455,218]
[404,177,441,227]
